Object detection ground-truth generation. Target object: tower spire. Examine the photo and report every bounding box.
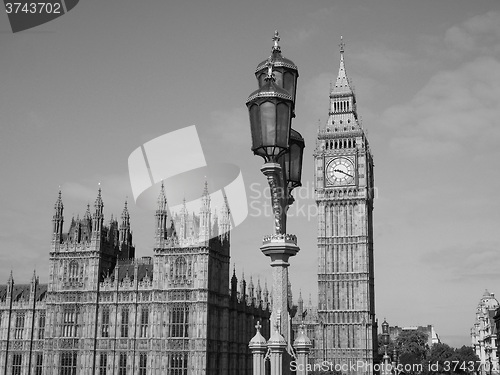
[92,185,104,235]
[332,35,353,96]
[52,189,64,243]
[198,181,211,242]
[155,181,170,245]
[120,199,131,245]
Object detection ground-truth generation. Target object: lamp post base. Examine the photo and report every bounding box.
[261,234,299,357]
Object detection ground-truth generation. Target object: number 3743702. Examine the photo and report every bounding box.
[439,361,498,372]
[5,2,62,14]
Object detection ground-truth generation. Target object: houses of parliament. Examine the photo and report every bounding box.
[0,37,378,375]
[0,183,271,375]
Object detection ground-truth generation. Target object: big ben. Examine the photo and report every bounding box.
[313,38,377,372]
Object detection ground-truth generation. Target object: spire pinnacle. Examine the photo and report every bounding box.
[157,181,168,210]
[272,30,281,52]
[331,35,353,96]
[122,199,129,218]
[203,180,209,197]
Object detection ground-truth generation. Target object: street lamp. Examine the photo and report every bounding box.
[382,319,390,375]
[246,31,304,373]
[486,345,493,375]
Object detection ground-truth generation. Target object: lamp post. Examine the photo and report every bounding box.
[246,31,304,374]
[382,319,390,375]
[486,345,493,375]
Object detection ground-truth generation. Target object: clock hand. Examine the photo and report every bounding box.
[333,169,353,178]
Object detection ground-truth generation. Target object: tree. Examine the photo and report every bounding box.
[424,344,479,375]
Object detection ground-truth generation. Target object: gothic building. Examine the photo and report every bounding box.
[292,39,378,372]
[0,183,270,375]
[473,290,499,375]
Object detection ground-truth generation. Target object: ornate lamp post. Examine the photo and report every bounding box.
[382,319,391,375]
[246,31,304,374]
[486,345,493,375]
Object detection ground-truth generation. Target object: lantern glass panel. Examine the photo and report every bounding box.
[289,142,301,183]
[257,72,266,88]
[283,71,296,100]
[274,71,283,87]
[276,102,291,149]
[260,101,276,147]
[249,104,266,157]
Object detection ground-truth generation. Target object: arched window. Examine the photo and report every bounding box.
[175,257,187,279]
[69,261,78,283]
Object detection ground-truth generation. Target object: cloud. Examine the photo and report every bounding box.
[383,57,500,157]
[350,47,414,75]
[444,11,500,56]
[286,7,336,46]
[421,241,500,282]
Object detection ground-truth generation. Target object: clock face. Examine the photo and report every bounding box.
[326,158,355,186]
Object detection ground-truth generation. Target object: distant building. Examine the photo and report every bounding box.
[473,290,499,375]
[0,184,270,375]
[389,325,441,348]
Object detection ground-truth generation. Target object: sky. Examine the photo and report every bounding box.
[1,0,500,348]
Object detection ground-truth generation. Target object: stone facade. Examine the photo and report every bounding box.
[292,40,378,373]
[0,184,270,375]
[473,290,499,375]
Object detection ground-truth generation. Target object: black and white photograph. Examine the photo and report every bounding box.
[0,1,499,374]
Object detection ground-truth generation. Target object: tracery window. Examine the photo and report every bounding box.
[101,307,110,337]
[99,353,107,375]
[68,261,79,283]
[169,305,189,338]
[140,307,148,338]
[14,313,24,339]
[174,257,187,279]
[12,354,22,375]
[38,314,45,339]
[121,308,129,338]
[35,353,43,375]
[139,353,147,375]
[169,353,188,375]
[62,308,78,337]
[60,352,77,375]
[118,353,127,375]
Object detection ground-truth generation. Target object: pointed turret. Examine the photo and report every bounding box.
[52,190,64,243]
[120,200,131,244]
[30,270,38,296]
[298,290,304,318]
[263,281,269,307]
[155,182,170,246]
[331,36,354,96]
[325,36,362,134]
[240,271,246,300]
[218,192,231,239]
[248,276,255,303]
[256,279,262,303]
[92,186,104,235]
[7,270,14,295]
[231,265,238,299]
[84,203,91,222]
[198,181,211,242]
[179,198,187,240]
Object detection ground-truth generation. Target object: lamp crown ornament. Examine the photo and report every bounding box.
[265,57,275,82]
[272,30,281,52]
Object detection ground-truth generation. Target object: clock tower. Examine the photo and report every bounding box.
[313,38,377,372]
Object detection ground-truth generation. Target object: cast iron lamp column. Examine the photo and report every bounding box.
[381,319,391,375]
[246,34,304,374]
